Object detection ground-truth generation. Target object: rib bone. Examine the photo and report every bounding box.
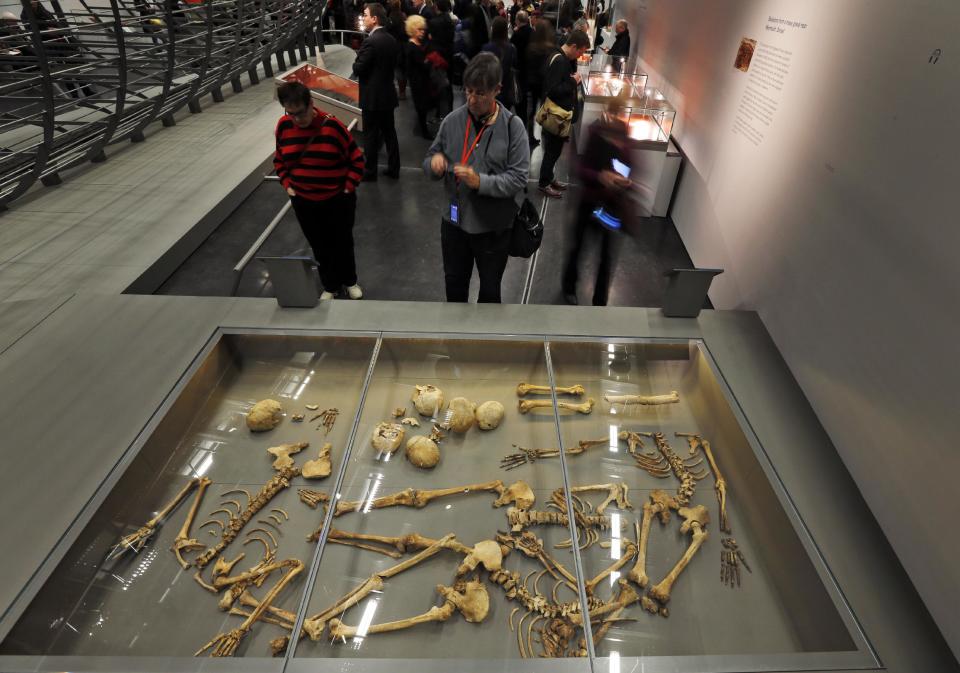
[603,391,680,405]
[171,477,212,569]
[648,505,710,605]
[518,398,595,414]
[516,383,585,397]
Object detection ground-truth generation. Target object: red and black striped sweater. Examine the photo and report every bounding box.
[273,108,364,201]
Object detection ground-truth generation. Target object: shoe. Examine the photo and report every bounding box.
[528,138,540,149]
[380,169,400,179]
[361,173,378,182]
[345,284,363,299]
[550,181,568,192]
[539,184,563,199]
[563,290,578,305]
[320,290,336,301]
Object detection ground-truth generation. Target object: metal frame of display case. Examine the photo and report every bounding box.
[0,323,880,673]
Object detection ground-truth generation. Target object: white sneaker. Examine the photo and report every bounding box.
[345,284,363,299]
[320,290,336,301]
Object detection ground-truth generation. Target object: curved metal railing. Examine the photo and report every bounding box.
[0,0,324,208]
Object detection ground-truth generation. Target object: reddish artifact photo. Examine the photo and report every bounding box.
[734,37,757,72]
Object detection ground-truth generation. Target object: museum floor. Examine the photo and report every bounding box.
[156,87,696,306]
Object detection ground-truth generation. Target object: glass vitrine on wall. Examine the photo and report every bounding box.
[0,332,877,673]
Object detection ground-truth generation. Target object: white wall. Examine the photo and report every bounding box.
[631,0,960,660]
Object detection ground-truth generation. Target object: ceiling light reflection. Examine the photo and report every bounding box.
[610,649,620,673]
[608,425,618,451]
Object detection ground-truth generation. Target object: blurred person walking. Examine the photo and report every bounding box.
[510,11,532,123]
[353,2,402,180]
[537,28,588,198]
[274,82,366,300]
[423,52,529,303]
[562,108,633,306]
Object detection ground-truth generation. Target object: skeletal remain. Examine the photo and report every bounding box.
[334,481,505,516]
[291,414,304,423]
[628,489,678,588]
[492,480,535,510]
[516,383,585,397]
[603,391,680,406]
[648,505,710,605]
[641,432,704,505]
[392,407,406,418]
[475,400,505,430]
[584,543,637,596]
[677,433,730,533]
[267,442,309,471]
[400,416,420,426]
[442,396,476,432]
[569,483,632,514]
[303,534,455,640]
[518,398,595,414]
[196,558,303,656]
[194,467,299,569]
[247,527,279,548]
[267,514,285,527]
[411,384,444,417]
[246,399,283,432]
[106,478,205,562]
[721,537,751,588]
[243,536,273,559]
[617,430,673,477]
[310,408,339,434]
[405,435,441,469]
[371,421,405,454]
[200,519,224,535]
[328,579,489,639]
[497,531,578,589]
[271,508,289,520]
[302,442,332,479]
[457,540,503,576]
[428,423,445,443]
[220,499,243,514]
[297,488,330,509]
[507,506,567,532]
[213,553,245,578]
[499,437,607,470]
[171,477,212,569]
[305,404,319,411]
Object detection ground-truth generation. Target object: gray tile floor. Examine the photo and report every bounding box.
[157,88,696,308]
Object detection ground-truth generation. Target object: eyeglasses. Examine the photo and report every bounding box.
[285,107,311,119]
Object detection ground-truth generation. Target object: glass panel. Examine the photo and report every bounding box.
[294,337,589,670]
[0,333,376,667]
[546,339,858,663]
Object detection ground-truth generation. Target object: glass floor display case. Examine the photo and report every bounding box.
[0,329,879,673]
[276,63,362,131]
[583,69,648,103]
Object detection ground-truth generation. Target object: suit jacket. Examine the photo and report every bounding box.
[352,27,400,111]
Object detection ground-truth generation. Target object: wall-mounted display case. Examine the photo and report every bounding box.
[0,329,878,673]
[276,63,362,131]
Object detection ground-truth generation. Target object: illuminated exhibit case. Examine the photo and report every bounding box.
[276,63,362,131]
[0,319,880,672]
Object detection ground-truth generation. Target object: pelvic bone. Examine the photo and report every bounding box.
[267,442,308,471]
[246,399,283,431]
[301,442,332,479]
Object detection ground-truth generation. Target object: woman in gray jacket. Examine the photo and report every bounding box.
[424,52,530,303]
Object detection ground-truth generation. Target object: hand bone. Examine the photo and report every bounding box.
[267,442,308,470]
[517,398,595,414]
[603,391,680,406]
[516,383,585,397]
[106,477,203,562]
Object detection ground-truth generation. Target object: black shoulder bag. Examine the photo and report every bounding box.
[506,112,544,258]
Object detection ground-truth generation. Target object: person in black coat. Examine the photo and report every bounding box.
[410,0,435,19]
[428,0,456,113]
[510,11,532,129]
[481,17,516,111]
[604,19,630,58]
[353,2,402,180]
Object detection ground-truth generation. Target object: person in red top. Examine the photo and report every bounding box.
[274,81,366,300]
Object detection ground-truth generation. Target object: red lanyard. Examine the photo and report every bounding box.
[460,115,488,166]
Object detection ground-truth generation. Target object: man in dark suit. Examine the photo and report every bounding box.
[353,2,401,180]
[411,0,435,19]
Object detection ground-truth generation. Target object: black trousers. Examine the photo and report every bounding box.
[290,191,358,292]
[441,218,511,303]
[563,197,613,306]
[361,108,400,177]
[539,128,566,187]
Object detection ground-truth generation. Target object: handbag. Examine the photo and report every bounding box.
[504,113,543,258]
[534,54,573,138]
[509,195,543,258]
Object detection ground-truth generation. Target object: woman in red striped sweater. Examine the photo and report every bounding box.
[274,81,366,300]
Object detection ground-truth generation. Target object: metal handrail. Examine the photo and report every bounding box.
[230,117,357,296]
[0,0,324,209]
